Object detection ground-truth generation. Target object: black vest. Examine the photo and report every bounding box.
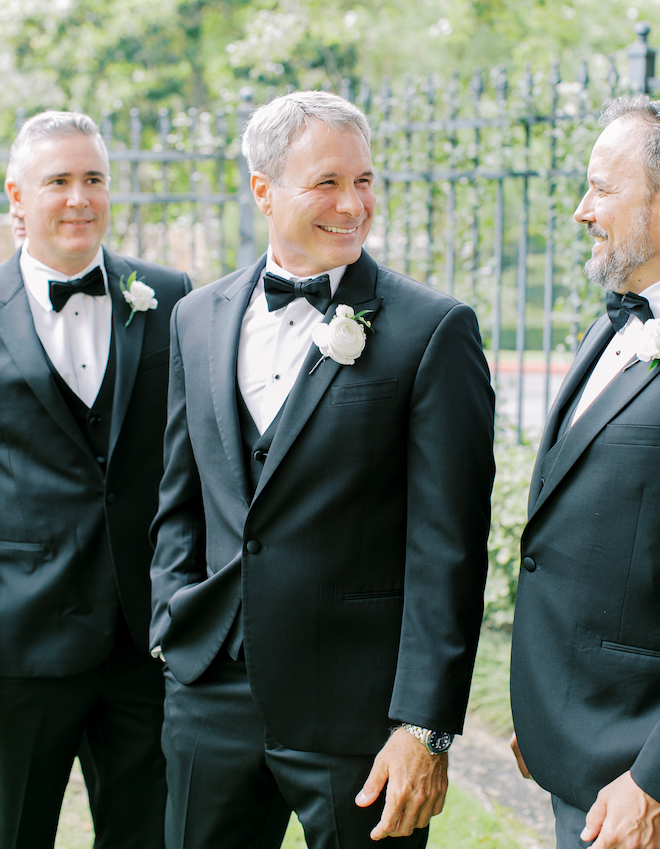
[223,392,286,658]
[45,337,116,469]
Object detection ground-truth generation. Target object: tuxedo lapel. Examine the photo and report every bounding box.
[530,329,660,518]
[0,254,92,456]
[210,257,265,505]
[528,316,613,511]
[253,251,383,501]
[105,250,147,462]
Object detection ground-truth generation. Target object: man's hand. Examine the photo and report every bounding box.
[355,726,448,840]
[581,771,660,849]
[509,732,531,779]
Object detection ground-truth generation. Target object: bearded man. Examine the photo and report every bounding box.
[510,95,660,849]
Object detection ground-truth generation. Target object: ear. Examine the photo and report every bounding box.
[251,172,272,216]
[6,181,23,217]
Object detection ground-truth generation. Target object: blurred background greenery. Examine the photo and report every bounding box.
[2,0,660,124]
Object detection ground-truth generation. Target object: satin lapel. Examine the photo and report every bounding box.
[527,316,613,511]
[209,258,265,506]
[0,256,92,454]
[253,251,383,501]
[106,251,147,462]
[530,337,660,519]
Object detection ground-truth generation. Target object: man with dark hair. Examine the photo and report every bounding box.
[511,95,660,849]
[0,110,191,849]
[150,90,495,848]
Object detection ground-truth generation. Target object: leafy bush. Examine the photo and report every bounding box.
[484,432,537,628]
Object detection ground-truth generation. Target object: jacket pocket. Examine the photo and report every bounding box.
[602,424,660,446]
[138,347,170,373]
[0,540,50,574]
[0,539,46,552]
[344,589,403,601]
[331,379,397,405]
[601,640,660,659]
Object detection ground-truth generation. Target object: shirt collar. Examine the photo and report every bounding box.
[638,279,660,323]
[20,242,108,312]
[264,246,345,298]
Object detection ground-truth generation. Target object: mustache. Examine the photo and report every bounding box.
[586,223,608,239]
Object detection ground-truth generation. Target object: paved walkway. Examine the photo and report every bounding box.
[451,714,555,848]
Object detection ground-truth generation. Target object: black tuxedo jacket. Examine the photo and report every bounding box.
[512,314,660,811]
[150,250,495,755]
[0,248,190,677]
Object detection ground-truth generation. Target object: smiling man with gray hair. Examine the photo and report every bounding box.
[150,90,495,848]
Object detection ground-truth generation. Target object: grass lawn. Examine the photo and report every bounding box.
[56,757,533,849]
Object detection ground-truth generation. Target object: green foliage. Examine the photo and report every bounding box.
[484,432,537,628]
[281,782,534,848]
[469,626,514,735]
[1,0,659,121]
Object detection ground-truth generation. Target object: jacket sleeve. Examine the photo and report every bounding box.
[149,299,206,651]
[388,302,495,732]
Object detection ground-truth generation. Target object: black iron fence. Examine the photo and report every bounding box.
[1,22,659,438]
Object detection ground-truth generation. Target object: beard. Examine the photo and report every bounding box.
[583,209,654,293]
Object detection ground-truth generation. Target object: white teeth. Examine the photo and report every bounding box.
[320,225,358,234]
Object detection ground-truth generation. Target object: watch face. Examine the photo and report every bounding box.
[427,731,453,753]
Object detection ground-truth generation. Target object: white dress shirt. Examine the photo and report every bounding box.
[237,248,346,434]
[572,279,660,424]
[21,241,111,408]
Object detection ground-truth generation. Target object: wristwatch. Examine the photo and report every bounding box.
[401,723,454,755]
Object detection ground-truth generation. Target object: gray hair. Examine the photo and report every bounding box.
[241,90,371,185]
[8,111,109,188]
[600,95,660,196]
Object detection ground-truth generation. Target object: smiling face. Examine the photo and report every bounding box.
[251,119,376,277]
[574,116,660,294]
[7,132,110,276]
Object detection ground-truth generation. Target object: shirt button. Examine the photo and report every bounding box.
[273,374,280,381]
[246,540,261,554]
[289,320,294,326]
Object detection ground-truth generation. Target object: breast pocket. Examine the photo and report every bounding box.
[331,379,397,405]
[602,424,660,446]
[138,347,170,373]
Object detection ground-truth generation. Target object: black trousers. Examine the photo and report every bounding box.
[0,616,166,849]
[162,652,429,849]
[552,795,594,849]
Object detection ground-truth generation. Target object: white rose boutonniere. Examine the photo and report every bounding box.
[636,318,660,370]
[309,304,374,374]
[120,271,158,327]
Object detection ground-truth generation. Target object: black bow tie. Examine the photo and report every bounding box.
[48,266,105,313]
[263,272,332,314]
[606,290,654,333]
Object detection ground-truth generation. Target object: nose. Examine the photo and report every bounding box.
[336,184,364,217]
[574,188,594,224]
[66,181,91,208]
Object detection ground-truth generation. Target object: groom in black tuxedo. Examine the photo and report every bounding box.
[150,90,495,848]
[0,111,191,849]
[511,96,660,849]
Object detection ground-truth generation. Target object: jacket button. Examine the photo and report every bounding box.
[106,492,117,504]
[246,539,261,554]
[253,450,266,463]
[89,415,101,427]
[522,556,537,572]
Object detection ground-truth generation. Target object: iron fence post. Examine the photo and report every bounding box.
[627,22,656,93]
[237,88,256,269]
